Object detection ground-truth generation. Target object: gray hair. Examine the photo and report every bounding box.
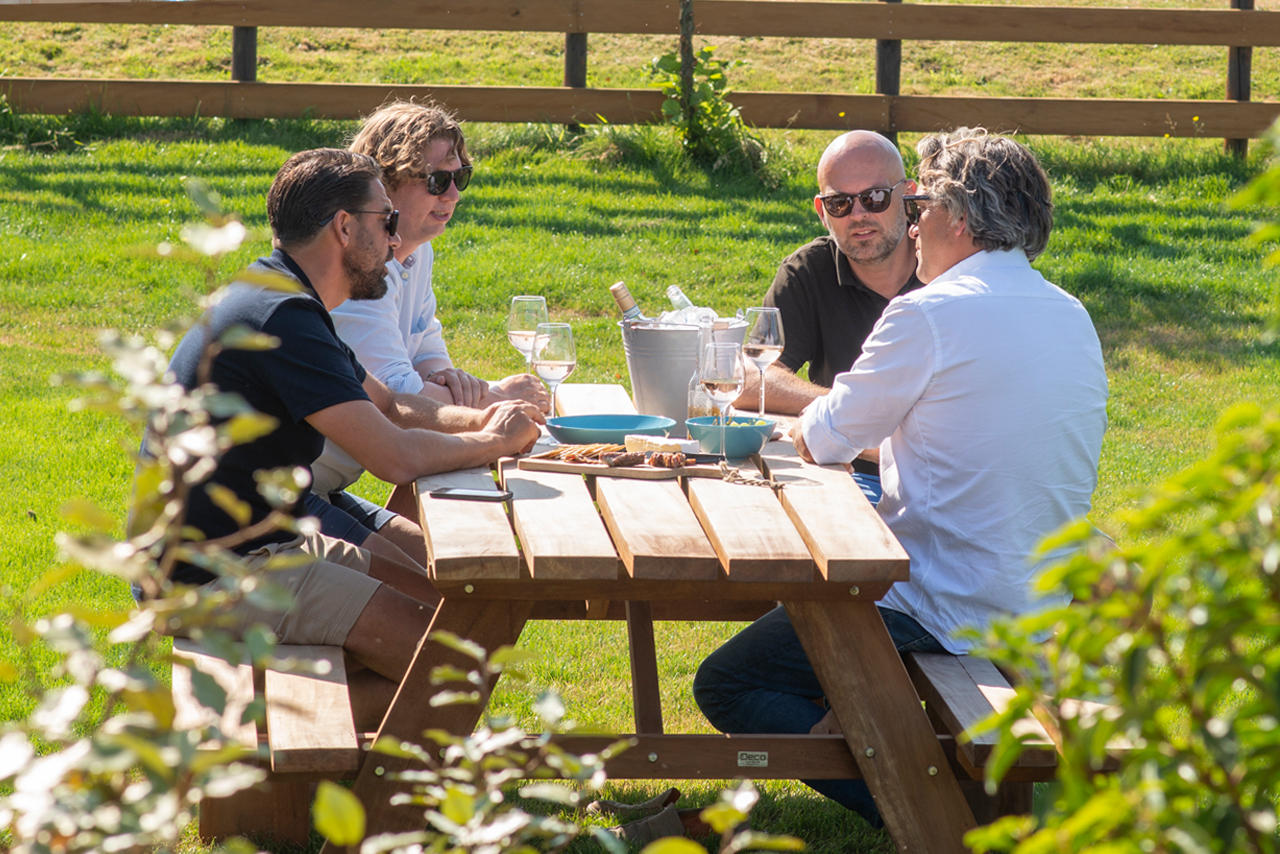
[916,127,1053,260]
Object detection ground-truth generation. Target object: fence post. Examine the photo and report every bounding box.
[1225,0,1252,158]
[232,26,257,83]
[875,0,902,146]
[679,0,695,131]
[564,32,588,132]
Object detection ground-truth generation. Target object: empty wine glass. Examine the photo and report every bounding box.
[507,295,548,374]
[743,307,785,418]
[701,341,745,460]
[532,322,576,416]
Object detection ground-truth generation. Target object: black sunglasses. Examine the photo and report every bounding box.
[818,179,908,218]
[902,193,933,225]
[319,209,400,236]
[414,165,473,196]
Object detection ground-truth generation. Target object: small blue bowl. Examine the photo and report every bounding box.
[685,416,776,458]
[545,414,676,445]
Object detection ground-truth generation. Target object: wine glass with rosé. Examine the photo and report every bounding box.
[743,307,785,418]
[532,322,576,417]
[700,341,746,460]
[507,295,548,374]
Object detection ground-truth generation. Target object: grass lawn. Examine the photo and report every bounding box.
[0,114,1276,851]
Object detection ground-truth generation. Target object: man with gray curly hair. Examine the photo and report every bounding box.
[694,128,1108,829]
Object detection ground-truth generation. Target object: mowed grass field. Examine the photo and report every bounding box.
[1,6,1279,852]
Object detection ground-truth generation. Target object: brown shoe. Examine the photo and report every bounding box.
[606,804,685,844]
[587,786,680,818]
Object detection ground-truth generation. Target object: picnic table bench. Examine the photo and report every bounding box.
[173,383,1111,848]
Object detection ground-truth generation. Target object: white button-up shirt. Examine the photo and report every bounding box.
[311,246,452,494]
[800,249,1108,652]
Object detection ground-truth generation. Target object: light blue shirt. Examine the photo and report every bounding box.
[311,245,452,494]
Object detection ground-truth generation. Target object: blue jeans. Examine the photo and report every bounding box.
[303,491,397,547]
[693,605,944,828]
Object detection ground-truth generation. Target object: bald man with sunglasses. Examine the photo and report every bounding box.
[741,131,923,416]
[736,131,923,502]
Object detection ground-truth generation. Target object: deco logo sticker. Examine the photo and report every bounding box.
[737,751,768,768]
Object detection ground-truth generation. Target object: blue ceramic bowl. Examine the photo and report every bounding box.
[685,416,776,458]
[545,414,676,445]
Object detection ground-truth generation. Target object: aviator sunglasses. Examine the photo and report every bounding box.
[413,165,473,196]
[818,178,908,218]
[318,209,400,236]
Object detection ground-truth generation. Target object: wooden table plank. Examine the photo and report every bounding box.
[757,442,909,583]
[595,477,721,580]
[416,467,520,579]
[555,383,637,416]
[433,577,893,601]
[787,600,976,853]
[264,645,360,773]
[686,476,814,582]
[498,459,619,580]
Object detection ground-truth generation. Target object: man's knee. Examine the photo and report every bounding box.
[692,647,735,725]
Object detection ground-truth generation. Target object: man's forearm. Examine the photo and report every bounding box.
[398,429,514,480]
[384,392,484,433]
[734,363,829,416]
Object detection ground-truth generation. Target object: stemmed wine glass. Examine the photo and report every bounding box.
[507,295,548,374]
[701,341,746,460]
[532,322,576,417]
[743,307,785,418]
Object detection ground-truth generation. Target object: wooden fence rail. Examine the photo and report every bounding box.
[1,0,1276,150]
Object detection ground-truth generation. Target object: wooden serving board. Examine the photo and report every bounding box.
[517,457,724,480]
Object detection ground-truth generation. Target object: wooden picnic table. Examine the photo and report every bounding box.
[335,383,979,853]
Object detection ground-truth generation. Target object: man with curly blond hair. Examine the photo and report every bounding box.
[307,102,549,563]
[694,128,1108,830]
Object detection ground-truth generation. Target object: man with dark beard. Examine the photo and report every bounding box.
[161,149,541,720]
[735,131,923,503]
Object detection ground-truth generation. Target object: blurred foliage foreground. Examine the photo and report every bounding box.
[3,121,1280,852]
[0,185,800,854]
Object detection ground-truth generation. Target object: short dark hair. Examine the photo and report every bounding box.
[916,128,1054,261]
[267,148,382,246]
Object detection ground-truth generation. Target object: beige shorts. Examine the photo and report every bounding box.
[177,530,381,647]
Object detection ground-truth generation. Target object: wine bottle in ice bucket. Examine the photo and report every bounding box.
[687,315,717,426]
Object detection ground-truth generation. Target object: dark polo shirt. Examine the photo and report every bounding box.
[763,235,924,389]
[165,249,370,586]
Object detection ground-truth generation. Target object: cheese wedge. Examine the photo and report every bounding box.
[624,435,700,454]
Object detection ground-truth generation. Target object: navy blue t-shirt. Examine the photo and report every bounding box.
[165,250,369,585]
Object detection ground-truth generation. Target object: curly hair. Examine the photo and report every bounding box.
[267,148,381,246]
[916,127,1053,260]
[350,100,470,190]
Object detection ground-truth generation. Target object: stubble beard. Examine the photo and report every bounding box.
[344,234,391,302]
[833,213,909,266]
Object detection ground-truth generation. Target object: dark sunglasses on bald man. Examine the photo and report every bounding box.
[319,209,400,236]
[412,165,473,196]
[818,178,908,218]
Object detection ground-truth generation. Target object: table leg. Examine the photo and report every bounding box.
[784,600,976,853]
[625,601,664,734]
[328,597,534,851]
[385,482,418,520]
